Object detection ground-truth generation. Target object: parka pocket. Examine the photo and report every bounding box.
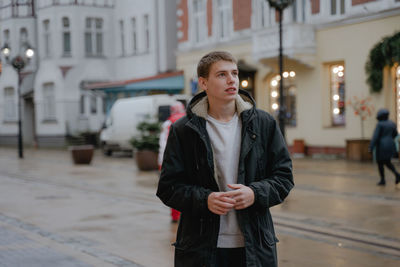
[261,229,279,247]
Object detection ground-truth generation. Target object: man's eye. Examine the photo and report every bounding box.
[218,73,226,77]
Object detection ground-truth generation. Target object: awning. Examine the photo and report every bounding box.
[86,71,184,93]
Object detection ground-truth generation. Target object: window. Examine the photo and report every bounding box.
[3,29,10,44]
[19,28,27,50]
[43,19,51,57]
[217,0,231,39]
[331,0,345,15]
[193,0,206,43]
[90,95,97,114]
[80,95,85,114]
[102,97,107,114]
[43,83,56,120]
[143,14,150,51]
[62,17,71,56]
[269,72,297,126]
[4,87,16,121]
[330,64,345,126]
[292,0,306,23]
[119,20,125,55]
[85,17,103,56]
[132,17,137,53]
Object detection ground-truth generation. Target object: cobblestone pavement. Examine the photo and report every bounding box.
[0,147,399,267]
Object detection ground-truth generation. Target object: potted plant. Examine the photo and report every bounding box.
[130,120,161,171]
[66,132,96,165]
[346,96,375,161]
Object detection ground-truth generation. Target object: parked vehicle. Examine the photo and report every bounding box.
[100,94,190,156]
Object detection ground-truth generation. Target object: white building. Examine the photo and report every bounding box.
[0,0,179,147]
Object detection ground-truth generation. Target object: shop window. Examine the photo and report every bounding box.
[330,64,345,126]
[269,71,297,126]
[80,95,85,114]
[90,95,97,114]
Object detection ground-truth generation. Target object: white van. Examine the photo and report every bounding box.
[100,94,190,156]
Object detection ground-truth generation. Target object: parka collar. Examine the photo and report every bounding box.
[187,89,255,119]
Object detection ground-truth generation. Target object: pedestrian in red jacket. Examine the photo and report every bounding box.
[158,101,186,222]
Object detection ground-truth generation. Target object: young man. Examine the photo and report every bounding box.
[157,51,294,267]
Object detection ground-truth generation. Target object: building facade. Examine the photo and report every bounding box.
[176,0,400,156]
[0,0,179,147]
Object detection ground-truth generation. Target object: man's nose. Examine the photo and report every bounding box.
[227,74,235,83]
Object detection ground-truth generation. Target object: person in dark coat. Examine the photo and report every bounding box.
[156,51,294,267]
[369,108,400,186]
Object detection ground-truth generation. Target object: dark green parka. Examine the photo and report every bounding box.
[156,90,294,267]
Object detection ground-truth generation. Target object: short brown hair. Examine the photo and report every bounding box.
[197,51,237,78]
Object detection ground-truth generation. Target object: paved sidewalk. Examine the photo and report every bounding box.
[0,147,399,266]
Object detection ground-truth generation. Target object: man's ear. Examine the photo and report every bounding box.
[198,77,207,91]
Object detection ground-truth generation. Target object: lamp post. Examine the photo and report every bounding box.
[267,0,293,138]
[1,43,34,158]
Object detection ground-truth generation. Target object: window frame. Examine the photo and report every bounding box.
[62,17,71,56]
[132,17,137,54]
[192,0,207,44]
[85,17,104,57]
[42,83,56,121]
[43,19,51,58]
[329,63,346,126]
[143,14,150,52]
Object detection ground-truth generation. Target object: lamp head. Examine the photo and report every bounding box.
[25,46,34,59]
[267,0,294,10]
[1,43,11,59]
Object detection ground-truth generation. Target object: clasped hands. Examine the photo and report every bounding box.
[207,184,255,215]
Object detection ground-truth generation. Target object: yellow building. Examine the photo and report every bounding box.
[176,0,400,157]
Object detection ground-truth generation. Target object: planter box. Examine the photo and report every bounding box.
[135,150,158,171]
[346,139,372,161]
[292,139,305,157]
[69,145,94,164]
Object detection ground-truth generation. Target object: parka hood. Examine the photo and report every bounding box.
[376,108,389,121]
[187,89,254,119]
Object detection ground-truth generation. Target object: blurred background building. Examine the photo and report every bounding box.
[0,0,399,156]
[0,0,180,147]
[176,0,400,157]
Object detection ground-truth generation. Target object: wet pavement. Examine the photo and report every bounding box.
[0,147,399,266]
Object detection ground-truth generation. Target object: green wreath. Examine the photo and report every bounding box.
[365,31,400,93]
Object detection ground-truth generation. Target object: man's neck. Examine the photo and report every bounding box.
[208,99,236,122]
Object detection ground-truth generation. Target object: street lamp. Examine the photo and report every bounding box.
[267,0,293,138]
[1,43,35,159]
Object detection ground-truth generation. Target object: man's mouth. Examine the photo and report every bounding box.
[225,87,236,92]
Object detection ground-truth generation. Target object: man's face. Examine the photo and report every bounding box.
[199,60,239,104]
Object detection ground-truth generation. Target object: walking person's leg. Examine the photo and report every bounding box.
[383,160,400,184]
[377,161,386,185]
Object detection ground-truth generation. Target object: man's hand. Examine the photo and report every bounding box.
[207,192,236,215]
[225,184,255,210]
